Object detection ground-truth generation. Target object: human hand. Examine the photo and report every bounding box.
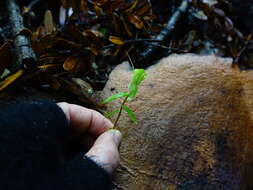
[57,102,122,174]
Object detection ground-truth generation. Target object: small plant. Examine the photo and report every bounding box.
[102,69,147,127]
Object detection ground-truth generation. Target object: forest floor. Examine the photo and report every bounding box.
[0,0,252,109]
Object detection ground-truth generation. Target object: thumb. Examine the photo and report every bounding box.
[85,129,122,174]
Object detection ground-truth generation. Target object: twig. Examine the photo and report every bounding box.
[114,96,128,128]
[125,50,135,70]
[195,2,243,40]
[7,0,36,67]
[138,0,189,63]
[102,39,162,50]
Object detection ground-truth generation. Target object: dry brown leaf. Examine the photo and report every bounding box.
[128,14,144,29]
[143,14,156,21]
[122,16,133,37]
[136,2,150,16]
[72,77,94,97]
[109,36,125,45]
[66,26,89,45]
[0,69,23,92]
[63,57,79,71]
[38,64,58,69]
[124,0,140,13]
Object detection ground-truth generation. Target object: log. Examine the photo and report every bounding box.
[101,54,253,190]
[7,0,36,67]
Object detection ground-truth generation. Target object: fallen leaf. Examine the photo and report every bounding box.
[124,0,140,13]
[109,36,125,45]
[63,57,79,71]
[0,69,24,92]
[38,64,58,69]
[135,2,150,16]
[128,14,144,29]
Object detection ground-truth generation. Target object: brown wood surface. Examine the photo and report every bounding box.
[101,54,253,190]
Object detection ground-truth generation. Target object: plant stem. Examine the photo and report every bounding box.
[114,96,128,128]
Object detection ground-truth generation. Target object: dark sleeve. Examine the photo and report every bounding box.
[0,100,111,190]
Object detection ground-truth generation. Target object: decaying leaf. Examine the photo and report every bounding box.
[128,14,144,29]
[63,57,79,71]
[109,36,125,45]
[38,64,58,69]
[72,78,94,97]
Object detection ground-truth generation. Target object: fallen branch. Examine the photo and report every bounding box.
[138,0,189,64]
[7,0,36,67]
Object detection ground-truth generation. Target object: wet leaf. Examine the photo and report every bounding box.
[53,38,82,50]
[63,57,79,71]
[246,34,252,41]
[124,0,140,13]
[72,78,94,97]
[38,64,58,69]
[0,69,24,92]
[66,26,89,45]
[136,2,150,16]
[121,16,133,37]
[109,36,125,45]
[128,14,144,29]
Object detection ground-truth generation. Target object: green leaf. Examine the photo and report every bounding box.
[101,92,129,104]
[104,109,120,118]
[122,105,137,123]
[127,69,147,101]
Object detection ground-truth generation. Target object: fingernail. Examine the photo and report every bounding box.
[111,129,122,146]
[104,118,114,129]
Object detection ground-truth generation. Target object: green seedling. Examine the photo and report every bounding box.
[102,69,147,127]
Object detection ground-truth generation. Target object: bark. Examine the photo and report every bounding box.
[101,54,253,190]
[7,0,36,67]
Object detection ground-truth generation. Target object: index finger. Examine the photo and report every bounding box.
[57,102,113,136]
